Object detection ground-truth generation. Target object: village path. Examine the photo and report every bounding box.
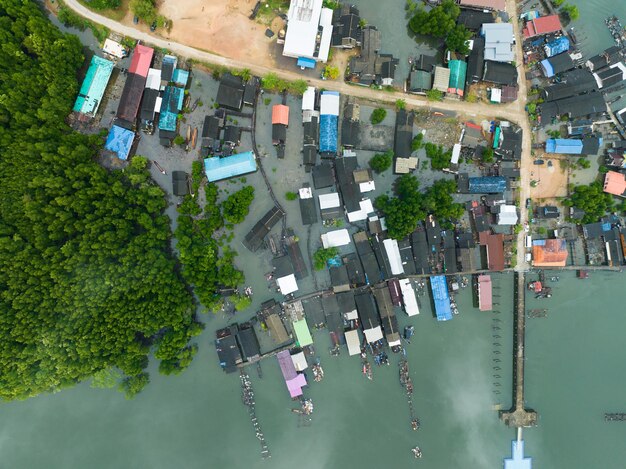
[506,0,533,272]
[63,0,526,124]
[64,0,532,270]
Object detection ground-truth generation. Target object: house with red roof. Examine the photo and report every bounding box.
[523,15,562,38]
[603,171,626,197]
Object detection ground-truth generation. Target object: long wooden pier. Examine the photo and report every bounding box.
[500,272,538,428]
[240,371,271,459]
[605,413,626,421]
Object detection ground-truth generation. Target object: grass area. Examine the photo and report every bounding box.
[76,0,129,21]
[257,0,289,25]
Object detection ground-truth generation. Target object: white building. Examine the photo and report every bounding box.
[277,273,299,295]
[399,279,420,316]
[497,205,519,225]
[283,0,333,65]
[321,229,351,248]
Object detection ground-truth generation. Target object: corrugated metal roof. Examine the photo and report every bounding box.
[73,56,114,116]
[433,66,451,92]
[430,276,452,321]
[448,60,467,96]
[319,114,338,153]
[204,152,257,182]
[272,104,290,125]
[128,44,154,77]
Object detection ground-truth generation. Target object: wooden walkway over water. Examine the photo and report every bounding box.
[500,272,538,428]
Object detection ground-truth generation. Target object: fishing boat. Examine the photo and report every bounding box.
[404,325,415,341]
[312,362,324,382]
[362,361,372,380]
[191,127,198,149]
[411,418,420,431]
[412,446,422,459]
[186,125,191,143]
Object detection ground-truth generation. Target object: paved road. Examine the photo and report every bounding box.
[63,0,532,269]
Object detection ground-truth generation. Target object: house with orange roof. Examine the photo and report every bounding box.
[532,239,568,267]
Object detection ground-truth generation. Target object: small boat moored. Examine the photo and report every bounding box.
[412,446,422,459]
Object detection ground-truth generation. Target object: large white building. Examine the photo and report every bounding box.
[283,0,334,66]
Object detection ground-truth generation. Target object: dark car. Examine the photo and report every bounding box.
[526,198,531,208]
[533,159,545,165]
[150,21,157,31]
[133,16,139,24]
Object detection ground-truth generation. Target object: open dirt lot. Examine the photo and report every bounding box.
[528,155,568,200]
[119,0,276,66]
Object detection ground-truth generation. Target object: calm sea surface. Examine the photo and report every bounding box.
[3,2,625,468]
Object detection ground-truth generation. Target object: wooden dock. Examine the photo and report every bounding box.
[500,272,538,428]
[240,371,271,459]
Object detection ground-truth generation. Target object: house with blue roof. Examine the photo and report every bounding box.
[172,69,189,87]
[544,36,569,58]
[204,152,257,182]
[468,176,507,194]
[430,275,453,321]
[545,138,583,154]
[73,56,114,117]
[105,125,135,160]
[158,86,185,132]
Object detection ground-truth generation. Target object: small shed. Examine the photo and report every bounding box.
[171,171,189,196]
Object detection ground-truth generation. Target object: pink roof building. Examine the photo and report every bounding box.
[477,275,493,311]
[128,44,154,77]
[603,171,626,197]
[286,374,307,398]
[277,350,297,381]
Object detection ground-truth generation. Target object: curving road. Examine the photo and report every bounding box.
[62,0,532,270]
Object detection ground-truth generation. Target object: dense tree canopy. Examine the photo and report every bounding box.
[425,143,452,170]
[563,182,615,224]
[0,0,201,399]
[222,186,255,224]
[376,176,464,239]
[409,0,470,54]
[370,108,387,125]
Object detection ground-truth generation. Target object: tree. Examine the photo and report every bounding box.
[130,0,157,23]
[369,150,393,173]
[313,247,339,270]
[445,24,472,55]
[421,179,464,228]
[173,135,185,145]
[396,99,406,111]
[0,1,200,400]
[371,108,387,125]
[229,294,252,312]
[285,191,298,201]
[323,66,340,80]
[222,186,255,224]
[288,79,309,95]
[411,133,424,151]
[565,182,615,223]
[425,143,452,170]
[482,147,495,163]
[553,0,565,5]
[561,4,579,21]
[409,0,459,38]
[375,175,425,240]
[577,157,591,169]
[426,89,444,101]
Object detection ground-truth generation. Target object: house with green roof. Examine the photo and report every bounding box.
[73,56,114,117]
[448,60,468,97]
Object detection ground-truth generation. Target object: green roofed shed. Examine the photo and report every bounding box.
[73,56,114,116]
[292,319,313,346]
[448,60,467,97]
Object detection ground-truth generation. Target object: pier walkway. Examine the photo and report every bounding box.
[500,272,538,428]
[240,371,271,459]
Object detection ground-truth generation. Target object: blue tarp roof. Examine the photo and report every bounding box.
[430,275,452,321]
[544,36,569,57]
[319,114,338,153]
[204,152,257,182]
[297,57,316,69]
[172,69,189,87]
[468,176,507,194]
[158,86,185,131]
[545,138,583,154]
[73,55,114,115]
[105,125,134,160]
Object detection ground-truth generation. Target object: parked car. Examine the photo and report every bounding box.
[150,21,157,31]
[533,159,545,165]
[526,198,532,208]
[133,16,139,24]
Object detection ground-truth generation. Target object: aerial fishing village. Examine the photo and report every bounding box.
[64,0,626,464]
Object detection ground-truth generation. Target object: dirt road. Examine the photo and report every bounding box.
[63,0,533,269]
[506,0,533,272]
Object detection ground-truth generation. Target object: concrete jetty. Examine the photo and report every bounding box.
[500,272,538,428]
